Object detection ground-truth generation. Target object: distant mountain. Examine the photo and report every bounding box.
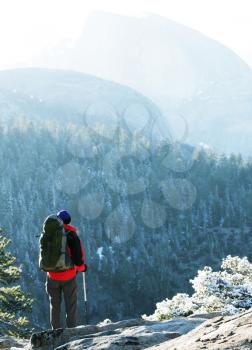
[34,12,252,156]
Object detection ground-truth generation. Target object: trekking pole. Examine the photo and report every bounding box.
[82,272,88,324]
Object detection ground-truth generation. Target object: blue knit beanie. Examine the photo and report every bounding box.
[57,210,71,224]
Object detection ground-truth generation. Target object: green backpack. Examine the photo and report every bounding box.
[39,214,74,272]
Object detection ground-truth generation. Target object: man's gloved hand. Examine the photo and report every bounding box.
[76,264,88,273]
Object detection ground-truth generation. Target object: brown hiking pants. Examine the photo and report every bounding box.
[46,276,77,329]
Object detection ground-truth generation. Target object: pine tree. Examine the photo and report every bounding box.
[0,229,33,338]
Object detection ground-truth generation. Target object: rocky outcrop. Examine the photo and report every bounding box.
[4,311,252,349]
[28,317,203,350]
[148,310,252,349]
[0,335,28,350]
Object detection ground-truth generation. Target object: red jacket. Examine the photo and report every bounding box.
[48,224,85,281]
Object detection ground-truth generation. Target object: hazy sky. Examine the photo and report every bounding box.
[0,0,251,70]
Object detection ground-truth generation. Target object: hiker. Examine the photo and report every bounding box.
[39,210,87,329]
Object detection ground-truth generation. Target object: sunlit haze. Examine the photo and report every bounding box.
[0,0,252,70]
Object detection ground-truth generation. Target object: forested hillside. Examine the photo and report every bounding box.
[0,118,252,329]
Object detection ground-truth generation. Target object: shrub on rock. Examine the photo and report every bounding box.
[143,255,252,321]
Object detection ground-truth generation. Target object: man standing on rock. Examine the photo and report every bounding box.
[40,210,87,329]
